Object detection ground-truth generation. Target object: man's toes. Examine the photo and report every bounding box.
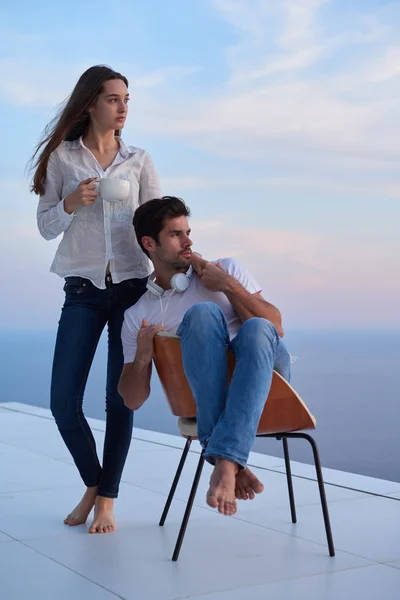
[227,502,236,516]
[217,502,224,515]
[246,486,255,500]
[239,487,247,500]
[207,494,219,509]
[255,482,264,494]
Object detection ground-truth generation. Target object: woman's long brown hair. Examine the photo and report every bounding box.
[30,65,128,196]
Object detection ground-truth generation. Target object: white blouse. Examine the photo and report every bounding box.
[37,137,162,289]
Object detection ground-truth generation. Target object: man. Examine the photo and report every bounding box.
[119,196,291,516]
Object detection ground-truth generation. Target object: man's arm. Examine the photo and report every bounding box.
[118,319,164,410]
[191,254,284,337]
[118,360,152,411]
[224,283,283,337]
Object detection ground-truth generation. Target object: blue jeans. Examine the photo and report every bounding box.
[177,302,291,468]
[50,275,147,498]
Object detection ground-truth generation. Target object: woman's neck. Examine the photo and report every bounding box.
[82,129,118,154]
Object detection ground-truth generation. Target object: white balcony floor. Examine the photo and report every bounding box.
[1,402,399,600]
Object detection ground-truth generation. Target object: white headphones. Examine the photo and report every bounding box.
[146,265,193,297]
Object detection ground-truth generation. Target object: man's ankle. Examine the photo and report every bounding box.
[215,458,239,474]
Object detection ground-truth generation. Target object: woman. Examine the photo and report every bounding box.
[31,65,162,533]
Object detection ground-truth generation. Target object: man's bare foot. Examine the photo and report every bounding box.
[235,467,264,500]
[88,496,115,534]
[64,486,98,526]
[206,459,238,516]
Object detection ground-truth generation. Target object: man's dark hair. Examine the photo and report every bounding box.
[133,196,191,257]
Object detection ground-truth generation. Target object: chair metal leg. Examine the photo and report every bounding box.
[159,438,192,526]
[172,450,205,561]
[285,433,335,557]
[281,436,297,523]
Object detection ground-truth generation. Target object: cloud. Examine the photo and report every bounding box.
[193,218,400,293]
[215,0,330,81]
[192,219,400,326]
[0,57,200,108]
[161,173,400,198]
[122,0,400,178]
[0,58,83,107]
[134,66,201,89]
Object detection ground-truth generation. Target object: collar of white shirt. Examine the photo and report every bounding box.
[68,136,136,160]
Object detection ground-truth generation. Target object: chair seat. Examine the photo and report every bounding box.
[178,417,198,438]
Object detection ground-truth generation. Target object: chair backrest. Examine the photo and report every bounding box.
[153,333,316,434]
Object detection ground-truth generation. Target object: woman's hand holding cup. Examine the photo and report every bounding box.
[64,178,98,214]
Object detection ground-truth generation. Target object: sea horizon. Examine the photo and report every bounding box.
[1,327,399,483]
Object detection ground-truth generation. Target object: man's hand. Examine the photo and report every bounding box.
[196,260,233,293]
[135,319,165,365]
[190,252,207,275]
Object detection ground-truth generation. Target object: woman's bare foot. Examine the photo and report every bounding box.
[88,496,115,534]
[235,467,264,500]
[64,486,98,526]
[206,459,238,516]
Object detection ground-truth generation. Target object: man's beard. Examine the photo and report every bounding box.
[169,259,189,270]
[156,251,190,271]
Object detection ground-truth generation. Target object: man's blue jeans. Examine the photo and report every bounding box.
[177,302,291,468]
[50,275,147,498]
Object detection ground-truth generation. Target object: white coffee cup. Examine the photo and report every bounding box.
[99,178,130,202]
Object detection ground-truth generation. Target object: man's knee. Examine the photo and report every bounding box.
[240,317,278,345]
[182,302,223,327]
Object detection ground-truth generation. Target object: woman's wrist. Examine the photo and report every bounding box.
[63,195,75,215]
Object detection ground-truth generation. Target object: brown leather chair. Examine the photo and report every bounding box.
[153,332,335,561]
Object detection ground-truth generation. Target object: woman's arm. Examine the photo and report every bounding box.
[138,152,163,204]
[36,153,75,240]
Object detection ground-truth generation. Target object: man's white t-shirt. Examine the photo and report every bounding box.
[121,257,261,364]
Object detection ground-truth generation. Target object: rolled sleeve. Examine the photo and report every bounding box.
[56,198,76,225]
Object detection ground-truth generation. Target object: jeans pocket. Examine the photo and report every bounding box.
[63,277,88,295]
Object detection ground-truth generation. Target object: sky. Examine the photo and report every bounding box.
[0,0,399,330]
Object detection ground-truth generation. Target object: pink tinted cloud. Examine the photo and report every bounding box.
[193,220,400,326]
